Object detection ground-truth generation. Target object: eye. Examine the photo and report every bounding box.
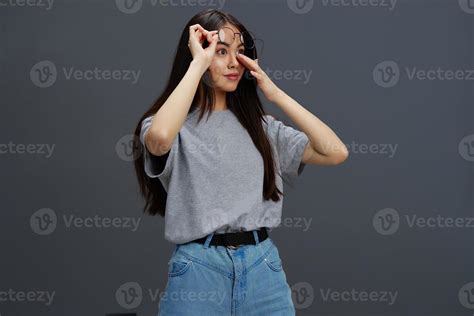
[238,49,245,55]
[217,48,227,55]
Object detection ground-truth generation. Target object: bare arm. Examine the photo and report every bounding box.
[236,53,349,166]
[145,24,218,156]
[145,60,207,156]
[273,89,349,166]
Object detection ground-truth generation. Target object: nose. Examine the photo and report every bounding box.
[228,50,240,69]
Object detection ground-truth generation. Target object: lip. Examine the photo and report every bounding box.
[224,74,239,81]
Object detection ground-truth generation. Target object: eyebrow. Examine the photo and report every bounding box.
[217,41,244,48]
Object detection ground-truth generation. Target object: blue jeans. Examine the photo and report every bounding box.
[158,230,295,315]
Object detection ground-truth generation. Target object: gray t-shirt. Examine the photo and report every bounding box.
[139,108,309,244]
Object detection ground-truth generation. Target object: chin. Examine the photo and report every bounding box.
[220,84,239,92]
[227,81,240,91]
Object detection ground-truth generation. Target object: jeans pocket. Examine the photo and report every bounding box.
[168,250,193,277]
[263,240,283,272]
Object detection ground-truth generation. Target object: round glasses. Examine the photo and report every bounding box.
[217,27,257,50]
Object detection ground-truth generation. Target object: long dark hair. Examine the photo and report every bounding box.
[133,9,286,217]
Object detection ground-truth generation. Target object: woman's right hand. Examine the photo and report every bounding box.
[188,24,219,69]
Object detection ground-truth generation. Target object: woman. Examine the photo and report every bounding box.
[132,9,348,316]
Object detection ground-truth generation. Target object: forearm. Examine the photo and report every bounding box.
[149,60,207,147]
[272,89,348,157]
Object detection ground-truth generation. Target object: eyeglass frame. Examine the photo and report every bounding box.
[216,27,264,60]
[217,27,257,49]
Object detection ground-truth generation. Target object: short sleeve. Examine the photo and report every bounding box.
[139,115,176,182]
[263,115,310,178]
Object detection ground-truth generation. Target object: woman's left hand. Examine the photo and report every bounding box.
[237,53,280,103]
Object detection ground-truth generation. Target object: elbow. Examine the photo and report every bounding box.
[330,147,349,165]
[147,128,173,156]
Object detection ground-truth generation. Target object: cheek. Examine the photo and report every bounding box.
[209,59,227,78]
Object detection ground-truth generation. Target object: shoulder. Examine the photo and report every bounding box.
[139,115,154,144]
[141,115,154,127]
[262,114,278,131]
[262,114,289,138]
[262,114,276,123]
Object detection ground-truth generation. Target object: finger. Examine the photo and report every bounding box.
[190,24,202,30]
[189,24,205,40]
[207,30,218,42]
[205,33,218,52]
[209,33,219,49]
[237,53,259,71]
[250,70,262,80]
[199,28,217,44]
[189,25,200,39]
[196,24,206,32]
[196,25,211,37]
[189,24,201,35]
[192,28,206,45]
[196,29,204,43]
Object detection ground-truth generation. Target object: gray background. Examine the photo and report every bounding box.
[1,0,473,315]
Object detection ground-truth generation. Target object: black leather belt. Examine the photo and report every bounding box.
[192,227,269,248]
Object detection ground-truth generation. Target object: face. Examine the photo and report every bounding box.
[206,23,246,92]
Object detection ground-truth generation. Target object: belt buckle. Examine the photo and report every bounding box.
[222,233,239,249]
